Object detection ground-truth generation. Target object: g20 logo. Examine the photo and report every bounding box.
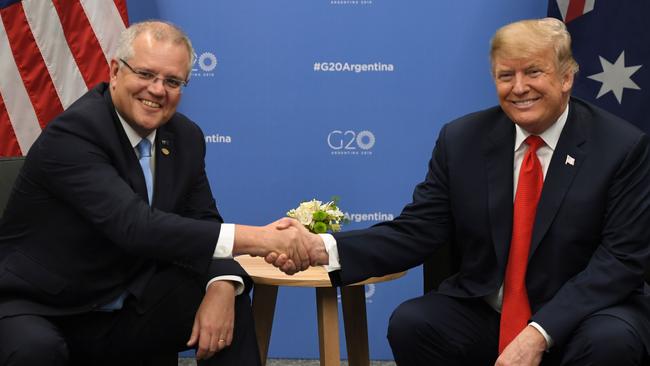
[192,52,217,72]
[327,130,376,150]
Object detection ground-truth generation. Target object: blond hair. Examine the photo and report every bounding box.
[490,17,578,76]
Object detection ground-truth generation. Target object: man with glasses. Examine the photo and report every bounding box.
[0,20,308,366]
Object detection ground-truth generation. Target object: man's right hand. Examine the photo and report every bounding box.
[264,219,330,273]
[233,218,310,273]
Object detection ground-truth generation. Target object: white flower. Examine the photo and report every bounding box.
[303,199,322,211]
[326,208,344,221]
[287,198,347,233]
[292,206,313,226]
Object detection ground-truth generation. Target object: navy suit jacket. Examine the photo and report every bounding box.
[332,98,650,349]
[0,83,248,317]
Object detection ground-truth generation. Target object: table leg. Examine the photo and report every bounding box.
[251,284,279,366]
[316,287,341,366]
[340,285,370,366]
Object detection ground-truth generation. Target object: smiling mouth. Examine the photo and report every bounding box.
[511,97,540,108]
[140,99,161,108]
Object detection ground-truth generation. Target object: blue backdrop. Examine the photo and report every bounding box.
[128,0,546,360]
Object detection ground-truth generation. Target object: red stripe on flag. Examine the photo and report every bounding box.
[52,0,110,89]
[0,92,22,157]
[114,0,129,27]
[565,0,586,23]
[0,3,63,130]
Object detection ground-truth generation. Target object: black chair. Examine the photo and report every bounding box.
[0,156,25,218]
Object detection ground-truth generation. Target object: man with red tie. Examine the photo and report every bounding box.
[275,18,650,365]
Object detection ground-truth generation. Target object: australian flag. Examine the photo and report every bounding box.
[548,1,649,134]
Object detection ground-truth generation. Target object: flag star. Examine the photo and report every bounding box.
[587,51,642,104]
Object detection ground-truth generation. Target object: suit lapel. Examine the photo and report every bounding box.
[529,102,587,258]
[484,113,516,271]
[152,129,175,211]
[104,89,150,204]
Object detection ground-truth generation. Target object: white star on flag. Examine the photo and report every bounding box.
[587,51,642,104]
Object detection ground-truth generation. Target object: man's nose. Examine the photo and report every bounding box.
[512,74,529,94]
[147,77,166,95]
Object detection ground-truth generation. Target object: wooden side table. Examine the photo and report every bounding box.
[235,255,406,366]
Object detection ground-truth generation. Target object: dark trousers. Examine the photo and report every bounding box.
[0,266,260,366]
[387,291,647,366]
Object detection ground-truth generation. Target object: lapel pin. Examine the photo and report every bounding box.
[161,147,170,156]
[565,155,575,166]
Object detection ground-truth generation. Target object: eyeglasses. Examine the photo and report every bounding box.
[119,59,188,91]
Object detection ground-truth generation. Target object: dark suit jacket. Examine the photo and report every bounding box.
[331,98,650,349]
[0,83,248,318]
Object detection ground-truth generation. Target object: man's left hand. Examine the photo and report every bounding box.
[186,281,236,360]
[495,325,546,366]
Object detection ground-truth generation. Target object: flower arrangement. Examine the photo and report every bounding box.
[286,198,346,234]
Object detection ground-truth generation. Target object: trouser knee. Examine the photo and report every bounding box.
[562,315,645,365]
[387,300,423,350]
[0,326,68,366]
[12,342,68,365]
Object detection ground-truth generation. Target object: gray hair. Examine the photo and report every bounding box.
[490,17,579,77]
[114,20,196,78]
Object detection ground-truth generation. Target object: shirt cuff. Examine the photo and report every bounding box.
[206,275,245,296]
[320,233,341,272]
[528,322,553,351]
[213,223,235,258]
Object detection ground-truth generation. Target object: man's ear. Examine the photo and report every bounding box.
[561,69,575,93]
[109,59,120,86]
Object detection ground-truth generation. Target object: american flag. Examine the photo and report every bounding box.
[0,0,128,157]
[548,0,649,133]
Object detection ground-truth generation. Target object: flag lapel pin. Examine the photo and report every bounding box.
[565,155,575,166]
[160,138,171,156]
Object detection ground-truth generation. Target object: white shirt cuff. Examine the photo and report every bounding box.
[529,322,553,350]
[320,233,341,271]
[205,276,245,296]
[213,223,235,258]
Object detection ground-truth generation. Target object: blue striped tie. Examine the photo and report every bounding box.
[136,138,153,204]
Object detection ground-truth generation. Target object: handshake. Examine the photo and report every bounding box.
[234,218,330,275]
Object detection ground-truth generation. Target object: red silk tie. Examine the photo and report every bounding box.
[499,135,544,353]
